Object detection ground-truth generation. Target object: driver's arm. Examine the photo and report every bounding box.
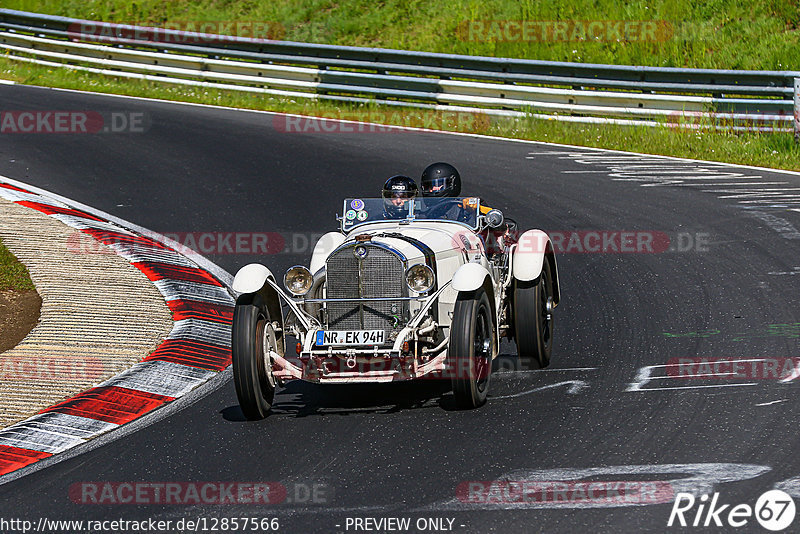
[461,198,494,214]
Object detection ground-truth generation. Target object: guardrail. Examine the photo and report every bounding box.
[1,9,799,133]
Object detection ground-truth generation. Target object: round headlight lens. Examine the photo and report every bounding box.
[405,264,435,293]
[284,266,313,296]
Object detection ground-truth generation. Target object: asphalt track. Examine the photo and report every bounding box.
[1,84,800,533]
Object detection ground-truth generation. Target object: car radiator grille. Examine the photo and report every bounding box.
[326,244,406,341]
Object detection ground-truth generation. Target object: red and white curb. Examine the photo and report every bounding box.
[0,178,235,476]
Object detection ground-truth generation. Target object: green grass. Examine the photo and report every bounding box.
[0,238,35,291]
[2,1,800,170]
[5,0,800,70]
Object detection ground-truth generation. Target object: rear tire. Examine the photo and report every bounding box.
[449,288,494,409]
[513,259,554,368]
[232,296,276,420]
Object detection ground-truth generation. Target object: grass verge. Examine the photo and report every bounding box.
[5,0,800,70]
[3,55,800,171]
[0,237,35,291]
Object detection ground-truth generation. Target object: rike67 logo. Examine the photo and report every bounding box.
[668,490,796,531]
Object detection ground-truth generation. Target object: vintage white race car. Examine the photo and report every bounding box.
[231,196,560,418]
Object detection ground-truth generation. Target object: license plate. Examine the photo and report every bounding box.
[315,329,385,346]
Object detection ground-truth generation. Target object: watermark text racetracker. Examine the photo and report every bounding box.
[458,480,674,505]
[457,20,673,42]
[65,230,712,256]
[666,357,800,380]
[0,111,150,134]
[273,111,492,134]
[69,481,331,505]
[0,355,106,382]
[68,20,286,43]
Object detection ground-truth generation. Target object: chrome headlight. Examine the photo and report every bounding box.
[284,266,313,296]
[405,263,435,293]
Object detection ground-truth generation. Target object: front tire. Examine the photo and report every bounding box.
[232,296,276,420]
[449,288,494,409]
[513,259,554,368]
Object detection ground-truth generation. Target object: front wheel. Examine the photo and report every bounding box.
[232,296,277,420]
[513,259,554,368]
[449,287,494,409]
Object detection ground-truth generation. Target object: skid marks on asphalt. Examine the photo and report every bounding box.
[489,360,595,401]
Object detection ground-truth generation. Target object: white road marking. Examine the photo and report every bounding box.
[746,211,800,239]
[494,366,598,374]
[526,151,600,157]
[701,182,789,186]
[542,148,800,216]
[768,267,800,275]
[492,380,588,399]
[779,359,800,382]
[624,359,777,392]
[755,399,788,407]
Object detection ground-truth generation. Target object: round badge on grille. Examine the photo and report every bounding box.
[354,245,368,258]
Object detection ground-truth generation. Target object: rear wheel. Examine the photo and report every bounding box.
[513,259,554,368]
[449,288,494,409]
[232,295,277,420]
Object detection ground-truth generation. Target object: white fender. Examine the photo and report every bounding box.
[513,229,552,282]
[232,263,274,294]
[452,262,491,292]
[310,232,346,274]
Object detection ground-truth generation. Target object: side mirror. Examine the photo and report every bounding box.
[486,209,504,228]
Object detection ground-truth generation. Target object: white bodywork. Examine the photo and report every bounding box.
[232,200,559,384]
[232,263,274,294]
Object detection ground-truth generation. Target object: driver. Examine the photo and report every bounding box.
[382,175,418,219]
[420,162,493,214]
[420,162,462,198]
[419,162,513,254]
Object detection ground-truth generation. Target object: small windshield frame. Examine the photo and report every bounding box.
[340,197,480,232]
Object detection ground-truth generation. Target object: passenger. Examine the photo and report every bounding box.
[381,175,418,218]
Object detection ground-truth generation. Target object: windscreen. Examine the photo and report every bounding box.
[341,197,480,231]
[341,198,411,231]
[412,197,480,229]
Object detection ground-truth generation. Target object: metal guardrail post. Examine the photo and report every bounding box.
[795,78,800,142]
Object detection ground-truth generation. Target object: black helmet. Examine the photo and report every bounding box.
[382,175,417,217]
[382,175,418,200]
[420,162,461,197]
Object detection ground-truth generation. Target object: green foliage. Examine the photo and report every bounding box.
[6,0,800,69]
